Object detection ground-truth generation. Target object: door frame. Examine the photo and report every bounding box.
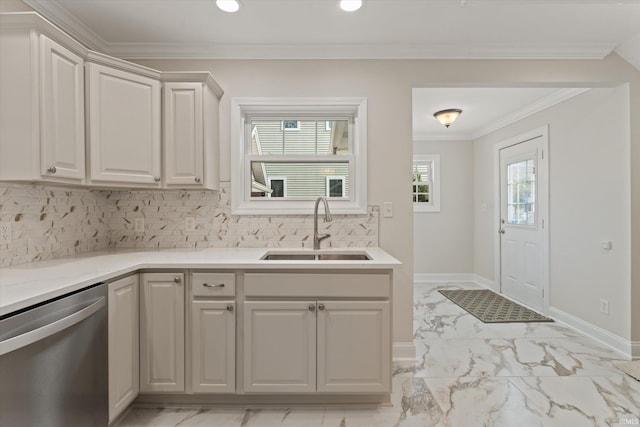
[493,125,550,313]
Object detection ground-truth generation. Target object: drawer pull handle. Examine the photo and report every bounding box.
[226,304,234,312]
[203,283,225,288]
[174,276,181,283]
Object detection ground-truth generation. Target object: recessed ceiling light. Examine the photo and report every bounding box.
[340,0,363,12]
[216,0,240,13]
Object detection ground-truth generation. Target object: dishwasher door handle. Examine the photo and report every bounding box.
[0,297,106,356]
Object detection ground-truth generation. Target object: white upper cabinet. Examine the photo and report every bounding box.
[163,73,223,190]
[86,59,162,186]
[0,14,86,184]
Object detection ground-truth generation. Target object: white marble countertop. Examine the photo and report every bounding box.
[0,247,400,316]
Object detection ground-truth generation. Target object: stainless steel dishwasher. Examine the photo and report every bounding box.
[0,283,108,427]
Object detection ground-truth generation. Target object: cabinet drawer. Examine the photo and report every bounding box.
[192,273,236,297]
[244,273,390,298]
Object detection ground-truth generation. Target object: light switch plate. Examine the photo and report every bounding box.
[382,202,393,218]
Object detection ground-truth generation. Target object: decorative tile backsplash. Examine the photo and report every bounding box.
[0,183,110,268]
[0,182,378,267]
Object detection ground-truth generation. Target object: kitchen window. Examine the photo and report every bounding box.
[413,154,440,212]
[231,97,367,214]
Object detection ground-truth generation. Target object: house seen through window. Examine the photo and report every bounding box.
[231,97,367,215]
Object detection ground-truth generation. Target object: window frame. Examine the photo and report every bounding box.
[413,154,441,213]
[231,97,368,215]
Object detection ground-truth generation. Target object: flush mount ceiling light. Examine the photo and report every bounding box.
[340,0,363,12]
[216,0,240,13]
[433,109,462,128]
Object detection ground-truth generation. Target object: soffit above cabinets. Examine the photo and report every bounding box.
[21,0,640,60]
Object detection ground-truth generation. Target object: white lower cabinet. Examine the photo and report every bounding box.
[140,273,185,393]
[317,301,390,393]
[243,301,317,393]
[243,299,390,394]
[191,300,236,393]
[108,274,139,423]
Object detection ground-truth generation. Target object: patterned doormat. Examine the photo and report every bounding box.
[439,289,553,323]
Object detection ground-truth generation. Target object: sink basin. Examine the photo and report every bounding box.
[261,251,372,261]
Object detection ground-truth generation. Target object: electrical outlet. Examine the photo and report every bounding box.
[134,217,144,233]
[185,217,195,232]
[0,222,11,243]
[600,299,609,315]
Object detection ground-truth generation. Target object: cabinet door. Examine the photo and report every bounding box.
[317,301,390,393]
[140,273,184,392]
[191,301,235,393]
[87,63,161,185]
[40,35,85,181]
[108,275,139,422]
[243,301,316,393]
[164,82,204,186]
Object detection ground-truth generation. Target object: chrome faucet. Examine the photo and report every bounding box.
[313,196,332,250]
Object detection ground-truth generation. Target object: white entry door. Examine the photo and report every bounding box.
[499,132,548,312]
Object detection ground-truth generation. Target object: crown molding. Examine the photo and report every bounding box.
[22,0,108,51]
[472,88,591,139]
[104,42,616,60]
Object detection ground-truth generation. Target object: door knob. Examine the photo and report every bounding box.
[499,229,506,234]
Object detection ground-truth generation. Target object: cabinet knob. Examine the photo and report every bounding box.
[308,304,316,312]
[194,177,201,183]
[226,304,234,312]
[174,276,181,283]
[154,176,161,182]
[318,303,325,311]
[47,166,57,174]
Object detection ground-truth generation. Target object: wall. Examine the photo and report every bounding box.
[413,140,474,276]
[135,55,640,353]
[473,86,632,341]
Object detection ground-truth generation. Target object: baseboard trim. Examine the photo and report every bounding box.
[392,341,416,362]
[473,274,499,292]
[632,341,640,360]
[414,273,475,284]
[548,306,632,359]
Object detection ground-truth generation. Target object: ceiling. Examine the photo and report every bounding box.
[412,87,589,141]
[21,0,640,62]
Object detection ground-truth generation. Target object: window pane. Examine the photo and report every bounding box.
[328,178,344,197]
[251,120,349,156]
[251,161,350,199]
[506,159,535,225]
[269,179,284,197]
[413,162,432,182]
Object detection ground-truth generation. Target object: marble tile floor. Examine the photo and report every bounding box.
[116,282,640,427]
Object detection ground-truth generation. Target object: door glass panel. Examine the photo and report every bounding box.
[506,159,535,225]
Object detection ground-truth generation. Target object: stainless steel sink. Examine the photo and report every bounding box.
[261,252,371,261]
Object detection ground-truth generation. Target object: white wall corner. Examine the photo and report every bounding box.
[473,274,498,292]
[414,273,475,284]
[548,306,632,360]
[393,342,416,362]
